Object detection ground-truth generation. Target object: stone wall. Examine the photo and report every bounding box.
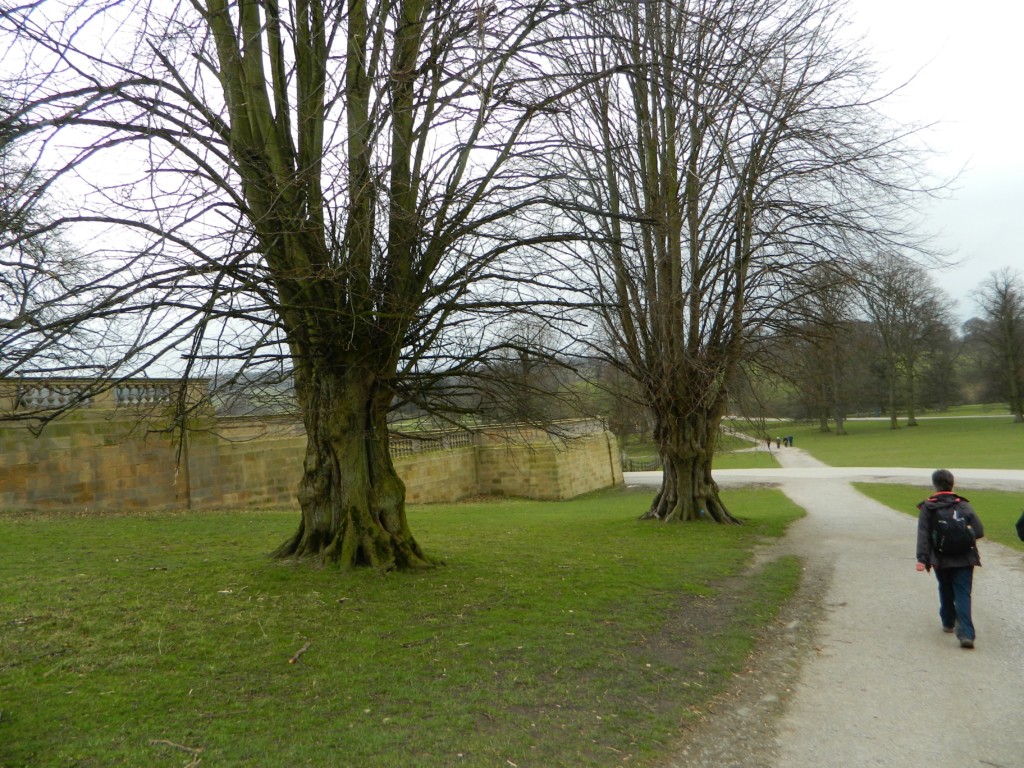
[0,414,187,511]
[0,399,621,511]
[396,447,479,504]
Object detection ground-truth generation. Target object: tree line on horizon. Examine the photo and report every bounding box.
[392,260,1024,444]
[734,262,1024,433]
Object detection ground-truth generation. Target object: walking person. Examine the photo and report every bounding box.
[915,469,984,648]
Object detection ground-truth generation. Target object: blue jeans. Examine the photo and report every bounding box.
[935,566,975,641]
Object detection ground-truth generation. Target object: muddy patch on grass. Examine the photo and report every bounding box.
[658,542,831,768]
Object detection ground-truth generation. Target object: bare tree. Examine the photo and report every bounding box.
[972,269,1024,422]
[548,0,936,522]
[0,103,86,338]
[777,264,863,434]
[470,317,584,424]
[1,0,585,568]
[859,252,953,428]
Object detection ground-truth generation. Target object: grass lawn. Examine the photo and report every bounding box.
[713,447,779,469]
[855,483,1024,552]
[781,416,1024,469]
[929,403,1013,417]
[0,487,802,768]
[620,433,780,471]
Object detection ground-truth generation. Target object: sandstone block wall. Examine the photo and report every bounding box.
[475,433,623,500]
[0,414,620,511]
[395,447,479,504]
[0,415,185,511]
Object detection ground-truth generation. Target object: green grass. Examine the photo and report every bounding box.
[716,434,779,468]
[855,483,1024,551]
[713,447,779,469]
[619,433,780,470]
[783,416,1024,469]
[926,403,1011,417]
[0,488,802,768]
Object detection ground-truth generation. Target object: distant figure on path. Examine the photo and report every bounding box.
[915,469,984,649]
[785,435,794,447]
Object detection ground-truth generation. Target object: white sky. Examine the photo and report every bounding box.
[848,0,1024,322]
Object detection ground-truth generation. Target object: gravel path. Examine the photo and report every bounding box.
[628,449,1024,767]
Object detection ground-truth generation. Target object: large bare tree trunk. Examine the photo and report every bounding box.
[643,404,739,524]
[273,367,432,568]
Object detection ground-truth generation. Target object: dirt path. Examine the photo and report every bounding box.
[632,449,1024,767]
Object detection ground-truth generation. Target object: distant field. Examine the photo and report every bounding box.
[929,403,1013,417]
[782,416,1024,469]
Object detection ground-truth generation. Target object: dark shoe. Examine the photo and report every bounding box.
[959,638,975,649]
[942,625,955,634]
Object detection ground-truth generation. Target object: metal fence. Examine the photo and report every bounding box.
[621,456,662,472]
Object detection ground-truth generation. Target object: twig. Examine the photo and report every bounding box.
[288,641,312,664]
[149,739,202,755]
[149,739,203,766]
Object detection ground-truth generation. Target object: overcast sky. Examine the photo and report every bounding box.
[849,0,1024,321]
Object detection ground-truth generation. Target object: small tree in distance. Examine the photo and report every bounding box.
[972,269,1024,423]
[774,263,863,435]
[859,252,953,428]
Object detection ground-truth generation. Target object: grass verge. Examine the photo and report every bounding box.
[854,483,1024,552]
[620,433,780,471]
[713,447,779,470]
[0,487,802,768]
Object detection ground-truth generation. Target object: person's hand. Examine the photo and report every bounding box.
[915,562,926,572]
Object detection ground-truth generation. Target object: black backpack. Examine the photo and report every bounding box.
[931,503,976,556]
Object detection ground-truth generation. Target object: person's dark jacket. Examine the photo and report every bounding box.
[916,491,984,570]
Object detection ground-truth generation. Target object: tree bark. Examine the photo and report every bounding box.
[1005,346,1024,422]
[830,338,847,435]
[273,366,432,569]
[642,405,739,524]
[887,364,899,430]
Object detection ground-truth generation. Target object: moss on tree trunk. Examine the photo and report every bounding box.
[642,409,739,524]
[272,368,433,569]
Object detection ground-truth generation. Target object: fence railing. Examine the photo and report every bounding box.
[389,418,608,457]
[1,377,208,414]
[114,382,175,406]
[390,431,475,457]
[621,456,663,472]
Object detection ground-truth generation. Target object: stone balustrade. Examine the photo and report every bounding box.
[0,377,209,415]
